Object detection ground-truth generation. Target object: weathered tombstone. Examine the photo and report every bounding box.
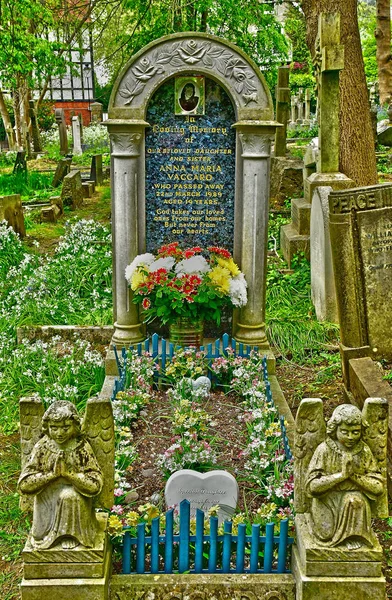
[105,32,279,349]
[61,170,83,210]
[55,108,69,156]
[18,397,114,600]
[13,151,27,174]
[310,186,338,322]
[90,101,103,123]
[52,157,72,187]
[329,183,392,361]
[90,154,103,185]
[165,469,238,523]
[377,103,392,146]
[72,116,83,155]
[296,88,304,123]
[28,100,43,153]
[304,88,311,123]
[282,13,354,269]
[0,194,25,237]
[293,398,387,600]
[274,66,290,158]
[289,95,297,129]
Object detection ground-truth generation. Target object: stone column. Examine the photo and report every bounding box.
[304,88,311,123]
[72,116,82,155]
[290,95,297,124]
[233,122,277,347]
[106,120,148,347]
[274,66,290,157]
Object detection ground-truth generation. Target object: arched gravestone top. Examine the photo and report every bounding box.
[109,32,274,121]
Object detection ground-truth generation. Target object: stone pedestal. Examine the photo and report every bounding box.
[293,515,386,600]
[20,513,111,600]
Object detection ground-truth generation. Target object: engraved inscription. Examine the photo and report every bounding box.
[329,184,392,214]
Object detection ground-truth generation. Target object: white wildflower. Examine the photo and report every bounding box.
[229,273,247,307]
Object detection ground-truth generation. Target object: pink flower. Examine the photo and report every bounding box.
[114,488,125,497]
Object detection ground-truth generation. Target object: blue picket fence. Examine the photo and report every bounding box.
[122,499,293,575]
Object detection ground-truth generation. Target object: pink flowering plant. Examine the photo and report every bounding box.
[125,242,247,325]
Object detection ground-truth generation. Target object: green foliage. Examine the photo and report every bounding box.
[358,1,378,84]
[289,72,316,96]
[0,171,53,200]
[266,254,339,361]
[284,4,312,72]
[36,100,56,131]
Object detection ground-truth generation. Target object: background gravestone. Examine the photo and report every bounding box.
[145,78,236,252]
[72,116,83,155]
[55,108,69,156]
[52,157,72,188]
[61,170,83,210]
[329,183,392,360]
[0,194,25,237]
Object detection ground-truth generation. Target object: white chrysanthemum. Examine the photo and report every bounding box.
[149,256,176,272]
[175,255,210,275]
[229,273,247,307]
[125,253,155,282]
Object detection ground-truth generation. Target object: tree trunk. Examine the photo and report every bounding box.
[301,0,378,186]
[0,90,16,150]
[13,82,23,151]
[375,0,392,106]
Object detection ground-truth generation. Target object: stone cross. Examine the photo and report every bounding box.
[274,66,290,157]
[290,95,297,123]
[316,13,344,173]
[90,102,103,123]
[29,100,43,153]
[72,116,83,155]
[55,109,69,156]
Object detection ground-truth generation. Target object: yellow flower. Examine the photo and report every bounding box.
[125,511,140,527]
[208,266,231,293]
[217,256,240,277]
[208,504,220,518]
[131,269,148,291]
[108,515,124,534]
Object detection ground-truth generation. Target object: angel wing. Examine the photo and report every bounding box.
[82,396,115,510]
[362,397,388,518]
[19,396,45,510]
[294,398,326,513]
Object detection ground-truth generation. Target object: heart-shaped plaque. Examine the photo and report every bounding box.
[165,469,238,522]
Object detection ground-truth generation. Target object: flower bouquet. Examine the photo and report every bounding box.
[125,242,247,339]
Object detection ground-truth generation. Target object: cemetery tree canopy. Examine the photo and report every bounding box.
[301,0,378,187]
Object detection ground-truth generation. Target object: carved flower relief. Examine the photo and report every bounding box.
[239,133,272,156]
[117,39,259,107]
[111,133,142,155]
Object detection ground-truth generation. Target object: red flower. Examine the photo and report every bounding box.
[153,268,168,284]
[189,274,202,286]
[157,242,182,258]
[208,246,231,259]
[183,246,204,258]
[142,298,151,310]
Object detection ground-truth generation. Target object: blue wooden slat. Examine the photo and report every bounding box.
[113,344,121,372]
[161,338,167,374]
[195,509,204,573]
[239,342,244,356]
[222,333,229,354]
[136,522,146,574]
[164,509,174,574]
[231,338,236,351]
[152,333,159,358]
[207,343,213,360]
[222,520,232,573]
[264,522,275,573]
[122,530,131,574]
[208,516,218,573]
[277,519,289,573]
[169,343,174,359]
[215,338,220,357]
[236,523,246,573]
[246,345,251,357]
[250,524,260,573]
[179,500,190,573]
[150,517,160,573]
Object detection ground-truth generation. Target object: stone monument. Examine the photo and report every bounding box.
[90,102,103,123]
[0,194,25,237]
[377,103,392,146]
[292,398,388,600]
[19,397,114,599]
[61,170,84,210]
[281,13,354,268]
[55,108,69,156]
[105,32,279,349]
[274,66,290,157]
[72,116,83,155]
[329,182,392,361]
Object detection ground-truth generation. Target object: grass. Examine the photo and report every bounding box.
[0,171,54,202]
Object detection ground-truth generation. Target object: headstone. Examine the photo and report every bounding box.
[61,170,83,210]
[296,88,304,123]
[377,104,392,146]
[90,101,103,123]
[52,157,72,187]
[0,194,25,237]
[304,88,311,123]
[329,183,392,360]
[145,79,235,251]
[29,100,43,153]
[274,66,290,157]
[310,186,338,322]
[82,181,94,198]
[50,196,63,215]
[90,154,103,185]
[289,95,297,128]
[71,116,82,155]
[165,469,238,523]
[105,32,279,348]
[55,108,69,156]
